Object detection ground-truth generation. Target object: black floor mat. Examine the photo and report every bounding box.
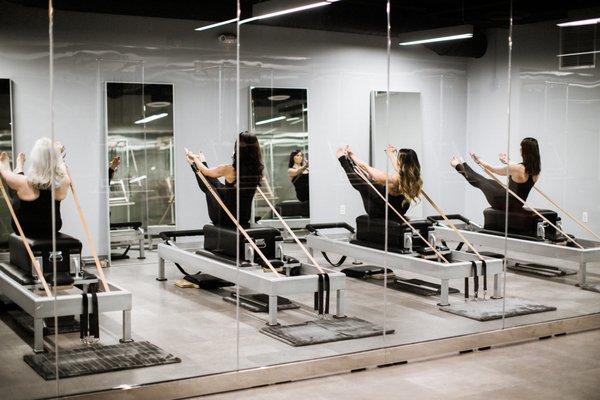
[440,298,557,321]
[24,341,181,380]
[509,263,577,278]
[392,278,460,297]
[261,317,394,346]
[223,293,300,312]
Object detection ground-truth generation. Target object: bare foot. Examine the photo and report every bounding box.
[469,151,481,165]
[13,152,25,173]
[450,155,460,168]
[0,152,10,171]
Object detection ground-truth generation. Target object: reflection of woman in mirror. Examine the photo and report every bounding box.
[451,137,541,211]
[336,144,422,220]
[108,155,120,181]
[0,138,71,237]
[288,149,309,202]
[186,131,263,228]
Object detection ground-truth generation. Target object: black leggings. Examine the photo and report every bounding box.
[192,164,233,228]
[338,156,409,221]
[456,163,515,210]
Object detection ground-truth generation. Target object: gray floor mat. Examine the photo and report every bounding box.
[440,298,557,321]
[509,263,577,278]
[24,341,181,380]
[580,282,600,293]
[260,317,394,346]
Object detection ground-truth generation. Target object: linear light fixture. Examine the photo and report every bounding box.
[195,18,239,32]
[134,113,168,124]
[557,18,600,27]
[255,115,286,125]
[240,0,336,25]
[399,25,473,46]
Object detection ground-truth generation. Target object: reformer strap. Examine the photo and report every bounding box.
[324,274,330,315]
[456,242,464,252]
[482,259,487,296]
[80,293,89,340]
[471,261,479,300]
[464,276,469,301]
[321,252,346,267]
[90,291,99,339]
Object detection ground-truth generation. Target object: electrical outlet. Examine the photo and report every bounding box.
[582,212,589,223]
[339,204,346,215]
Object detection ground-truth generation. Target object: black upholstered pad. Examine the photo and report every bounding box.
[483,207,559,238]
[9,232,82,276]
[276,200,309,218]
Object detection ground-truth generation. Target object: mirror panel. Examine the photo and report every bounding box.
[0,79,14,245]
[251,87,309,223]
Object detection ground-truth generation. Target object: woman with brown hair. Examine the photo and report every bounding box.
[336,144,423,220]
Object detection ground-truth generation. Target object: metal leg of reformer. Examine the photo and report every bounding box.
[492,273,503,299]
[33,318,44,353]
[579,260,587,287]
[120,310,133,343]
[437,279,450,306]
[336,289,346,318]
[157,257,167,281]
[138,229,146,260]
[267,295,278,326]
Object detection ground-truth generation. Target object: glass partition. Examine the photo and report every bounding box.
[0,79,15,246]
[503,3,600,328]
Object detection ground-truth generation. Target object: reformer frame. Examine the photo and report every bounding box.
[305,224,504,306]
[430,215,600,286]
[0,268,132,353]
[110,222,146,260]
[157,231,346,326]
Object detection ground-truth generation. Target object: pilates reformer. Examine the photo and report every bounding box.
[110,221,145,260]
[157,149,346,326]
[306,152,503,306]
[0,166,132,353]
[430,159,600,287]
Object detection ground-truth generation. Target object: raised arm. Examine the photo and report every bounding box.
[470,152,515,176]
[0,168,27,191]
[347,149,389,184]
[288,164,308,179]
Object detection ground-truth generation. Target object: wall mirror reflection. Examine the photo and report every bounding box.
[0,79,14,247]
[106,82,175,260]
[370,90,423,217]
[250,87,309,227]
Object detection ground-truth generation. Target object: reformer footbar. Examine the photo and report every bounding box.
[256,186,331,316]
[187,149,280,276]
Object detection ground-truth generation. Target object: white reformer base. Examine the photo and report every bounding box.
[157,241,346,326]
[306,234,503,306]
[0,270,132,353]
[432,224,600,287]
[110,227,145,260]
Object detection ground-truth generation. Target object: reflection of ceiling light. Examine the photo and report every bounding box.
[267,95,291,101]
[287,117,300,121]
[135,113,168,124]
[302,107,308,112]
[240,0,336,25]
[557,18,600,27]
[195,18,239,31]
[130,175,147,183]
[146,101,171,108]
[290,119,304,125]
[399,25,473,46]
[256,116,286,125]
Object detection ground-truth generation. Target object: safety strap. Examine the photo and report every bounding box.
[481,259,487,297]
[456,242,464,251]
[478,163,583,249]
[464,276,469,301]
[0,179,52,297]
[324,274,330,315]
[471,261,479,300]
[80,292,88,340]
[322,252,347,267]
[347,156,449,263]
[90,290,99,339]
[188,156,279,276]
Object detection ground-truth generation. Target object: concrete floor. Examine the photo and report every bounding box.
[0,243,599,399]
[201,329,600,400]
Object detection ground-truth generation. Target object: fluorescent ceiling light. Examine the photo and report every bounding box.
[195,18,238,32]
[286,117,301,121]
[241,0,334,25]
[135,113,168,124]
[290,119,304,125]
[557,18,600,27]
[398,25,473,46]
[268,95,291,101]
[146,101,171,108]
[255,115,286,125]
[302,107,308,112]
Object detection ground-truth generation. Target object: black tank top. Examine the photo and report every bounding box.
[292,173,309,202]
[12,189,62,238]
[218,179,256,228]
[508,173,535,209]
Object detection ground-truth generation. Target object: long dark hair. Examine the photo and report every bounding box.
[397,148,423,204]
[288,149,304,168]
[232,131,264,189]
[521,137,541,176]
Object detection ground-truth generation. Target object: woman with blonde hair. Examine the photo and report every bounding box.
[336,144,422,220]
[0,137,71,237]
